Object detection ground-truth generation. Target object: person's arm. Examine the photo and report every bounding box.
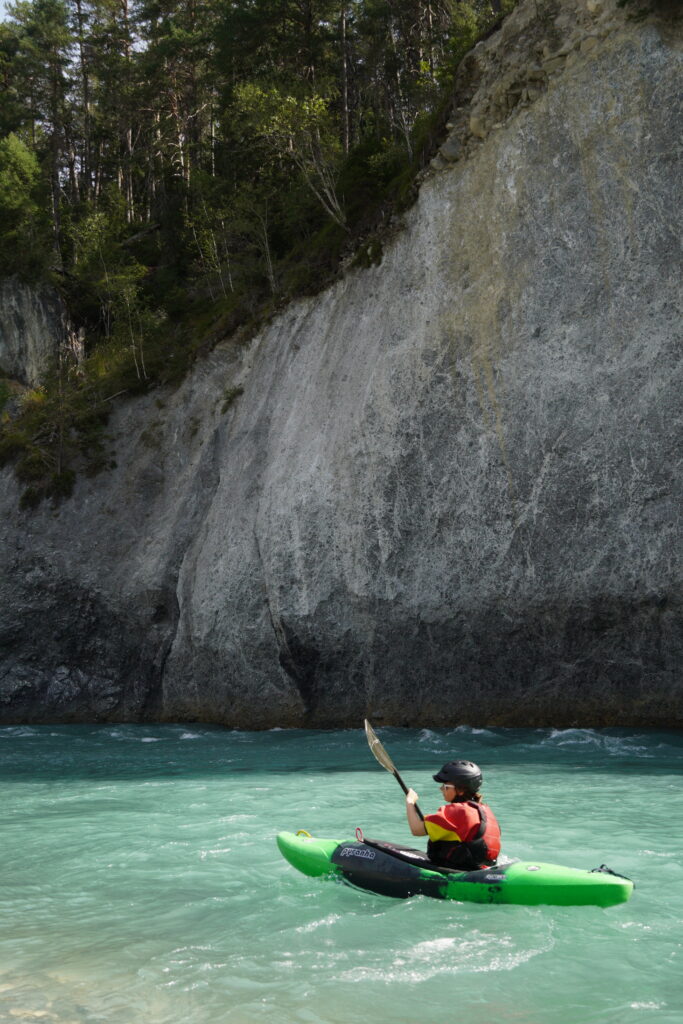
[406,788,427,836]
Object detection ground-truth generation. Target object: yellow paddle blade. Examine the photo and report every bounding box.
[364,719,396,774]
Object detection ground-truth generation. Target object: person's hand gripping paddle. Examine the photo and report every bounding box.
[364,719,424,821]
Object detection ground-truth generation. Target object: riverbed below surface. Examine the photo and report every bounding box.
[1,724,682,1024]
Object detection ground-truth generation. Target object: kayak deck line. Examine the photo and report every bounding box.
[276,831,634,907]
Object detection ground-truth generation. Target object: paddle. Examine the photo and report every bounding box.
[364,719,424,821]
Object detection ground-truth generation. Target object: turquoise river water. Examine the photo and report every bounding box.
[1,724,682,1024]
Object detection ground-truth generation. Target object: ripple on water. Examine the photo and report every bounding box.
[0,726,38,739]
[295,914,343,933]
[336,920,555,983]
[450,724,499,737]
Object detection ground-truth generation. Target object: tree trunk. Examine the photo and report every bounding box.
[340,5,350,155]
[73,0,91,198]
[120,0,135,222]
[50,65,63,263]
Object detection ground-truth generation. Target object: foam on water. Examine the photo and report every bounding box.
[1,725,682,1024]
[541,728,651,756]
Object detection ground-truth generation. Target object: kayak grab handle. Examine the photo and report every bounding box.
[590,864,634,886]
[296,830,312,837]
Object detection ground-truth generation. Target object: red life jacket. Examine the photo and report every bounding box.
[426,800,501,870]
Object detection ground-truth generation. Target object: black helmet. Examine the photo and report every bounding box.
[433,760,483,793]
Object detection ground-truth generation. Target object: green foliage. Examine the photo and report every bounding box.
[0,371,96,506]
[234,84,347,229]
[436,4,482,86]
[0,133,50,277]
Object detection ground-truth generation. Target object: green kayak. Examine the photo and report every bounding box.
[276,831,634,907]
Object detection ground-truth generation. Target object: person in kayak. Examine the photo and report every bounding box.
[405,760,501,870]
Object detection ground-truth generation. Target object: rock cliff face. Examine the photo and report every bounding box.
[0,278,66,386]
[0,0,681,728]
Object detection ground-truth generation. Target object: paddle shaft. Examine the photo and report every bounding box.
[364,719,424,821]
[392,766,424,822]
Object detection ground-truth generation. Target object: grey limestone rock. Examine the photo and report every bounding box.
[439,135,463,163]
[0,277,66,386]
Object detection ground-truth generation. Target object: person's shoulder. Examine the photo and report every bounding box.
[442,802,468,820]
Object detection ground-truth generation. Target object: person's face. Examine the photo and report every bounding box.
[439,782,457,800]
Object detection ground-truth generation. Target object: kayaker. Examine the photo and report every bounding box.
[405,760,501,870]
